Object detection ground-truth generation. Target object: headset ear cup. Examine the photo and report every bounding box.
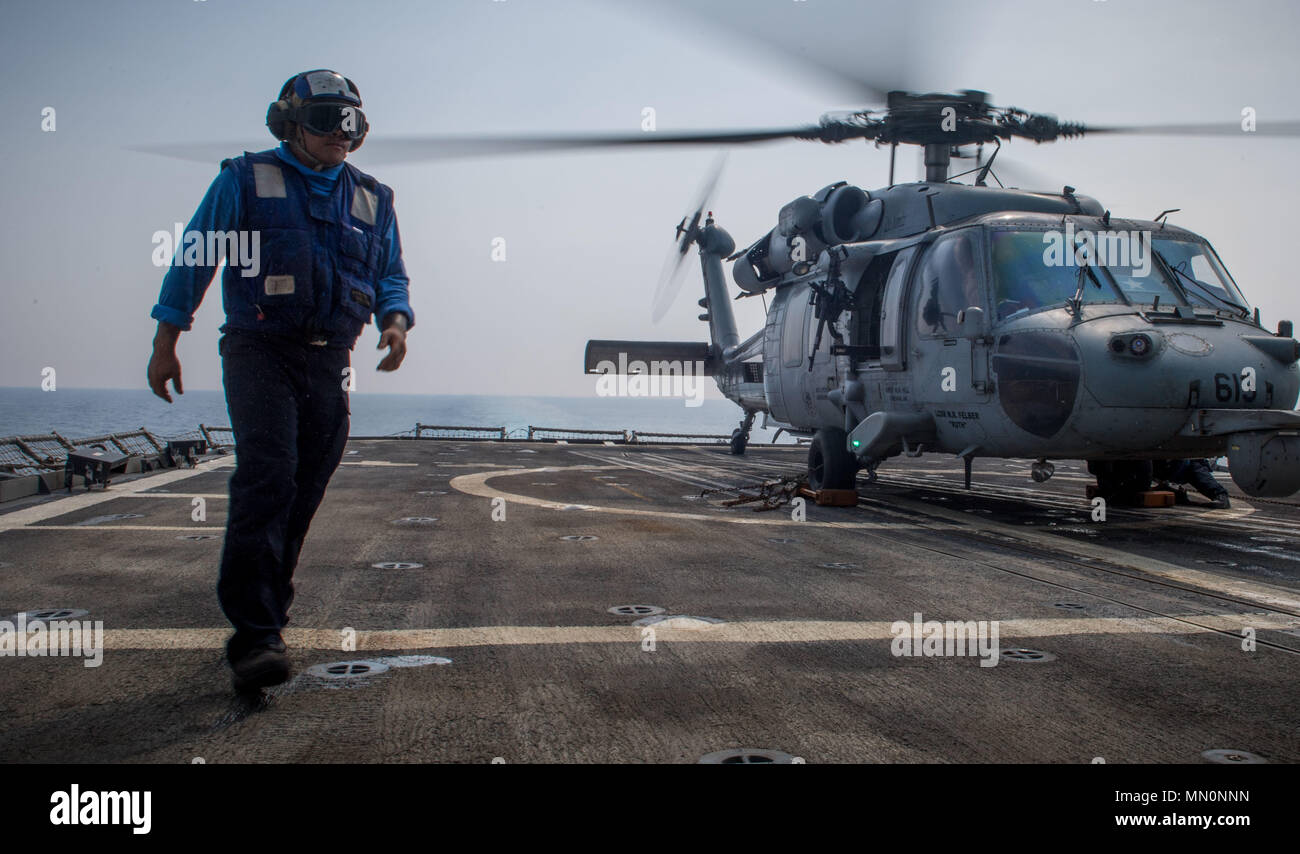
[266,99,291,140]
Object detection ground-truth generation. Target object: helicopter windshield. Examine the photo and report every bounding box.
[1150,237,1249,312]
[988,229,1124,321]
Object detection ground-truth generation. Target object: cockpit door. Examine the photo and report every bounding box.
[910,230,993,408]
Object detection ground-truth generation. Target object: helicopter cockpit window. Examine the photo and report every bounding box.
[1095,249,1182,308]
[1151,238,1249,313]
[915,230,984,338]
[989,229,1123,320]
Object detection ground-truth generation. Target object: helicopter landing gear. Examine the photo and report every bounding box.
[1087,460,1153,501]
[1031,458,1055,483]
[808,427,859,490]
[730,412,756,456]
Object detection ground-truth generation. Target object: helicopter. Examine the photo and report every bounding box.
[565,88,1300,499]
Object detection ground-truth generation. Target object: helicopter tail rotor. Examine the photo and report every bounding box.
[651,153,727,323]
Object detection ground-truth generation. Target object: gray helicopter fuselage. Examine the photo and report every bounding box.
[586,179,1300,496]
[724,182,1300,495]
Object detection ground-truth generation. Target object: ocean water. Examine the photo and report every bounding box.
[0,387,790,444]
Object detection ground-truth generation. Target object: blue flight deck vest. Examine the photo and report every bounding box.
[219,150,394,348]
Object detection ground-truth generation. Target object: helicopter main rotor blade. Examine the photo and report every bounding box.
[128,127,811,166]
[652,153,727,324]
[1085,120,1300,138]
[127,143,264,164]
[347,128,824,164]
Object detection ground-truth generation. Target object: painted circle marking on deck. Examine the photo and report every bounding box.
[560,535,599,541]
[449,466,932,530]
[372,561,424,570]
[393,517,438,524]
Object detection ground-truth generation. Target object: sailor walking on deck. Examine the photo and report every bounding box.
[146,70,414,691]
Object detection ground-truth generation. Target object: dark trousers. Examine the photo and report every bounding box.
[217,331,350,661]
[1153,459,1227,499]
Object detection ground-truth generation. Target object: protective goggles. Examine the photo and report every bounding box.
[288,102,367,139]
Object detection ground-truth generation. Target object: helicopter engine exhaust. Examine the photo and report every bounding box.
[733,184,884,294]
[1227,431,1300,497]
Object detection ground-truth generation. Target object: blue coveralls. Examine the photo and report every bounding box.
[152,143,414,661]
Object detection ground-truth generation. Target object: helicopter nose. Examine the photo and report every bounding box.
[1068,324,1300,451]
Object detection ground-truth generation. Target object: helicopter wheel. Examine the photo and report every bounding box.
[729,428,748,456]
[808,428,858,491]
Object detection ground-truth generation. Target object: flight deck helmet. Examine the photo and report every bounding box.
[266,69,368,151]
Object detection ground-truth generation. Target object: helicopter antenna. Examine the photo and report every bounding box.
[948,140,1006,186]
[975,140,1001,187]
[1154,208,1181,229]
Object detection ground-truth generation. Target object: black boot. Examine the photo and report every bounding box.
[230,636,290,692]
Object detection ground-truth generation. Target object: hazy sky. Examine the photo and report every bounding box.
[4,0,1299,398]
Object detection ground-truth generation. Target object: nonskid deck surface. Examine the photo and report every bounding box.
[0,439,1296,763]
